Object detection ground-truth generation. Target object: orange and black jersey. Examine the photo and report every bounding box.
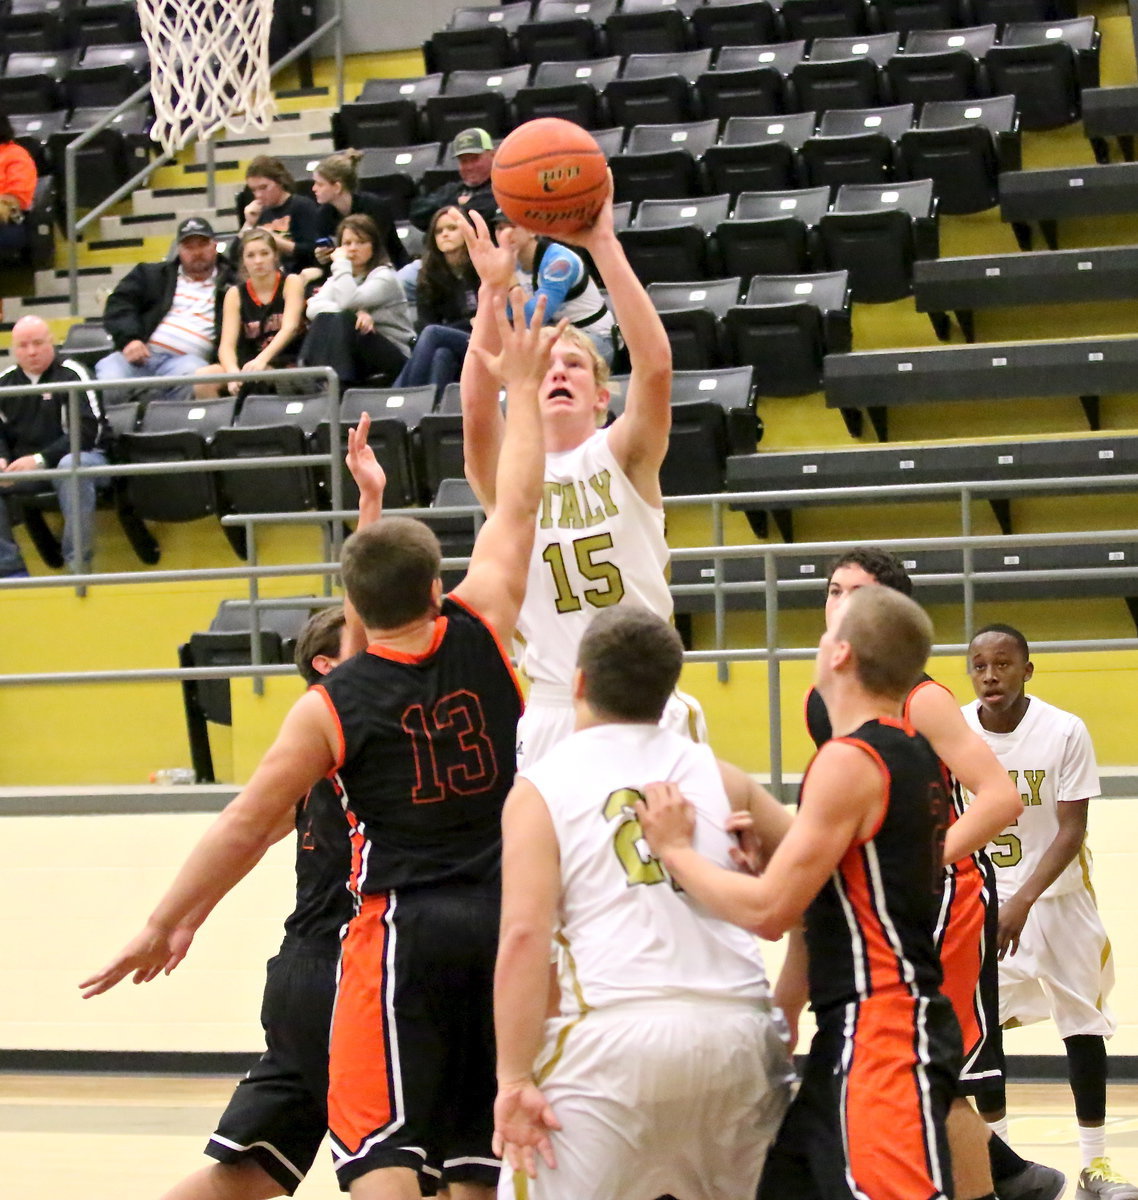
[804,718,951,1013]
[315,595,523,896]
[281,777,354,949]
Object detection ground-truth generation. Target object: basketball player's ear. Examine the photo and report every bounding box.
[830,638,853,673]
[430,577,444,609]
[311,653,337,678]
[1023,657,1034,685]
[571,667,586,701]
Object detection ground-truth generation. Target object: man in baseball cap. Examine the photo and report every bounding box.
[409,127,497,231]
[96,212,234,400]
[176,216,216,242]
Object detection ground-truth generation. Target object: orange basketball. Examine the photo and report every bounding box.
[492,119,608,235]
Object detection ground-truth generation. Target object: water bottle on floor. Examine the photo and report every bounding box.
[150,768,197,785]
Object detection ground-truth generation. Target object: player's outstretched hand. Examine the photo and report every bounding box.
[459,206,516,292]
[345,412,386,509]
[470,288,568,390]
[636,779,695,858]
[494,1080,561,1178]
[78,922,195,999]
[552,170,615,251]
[995,893,1031,959]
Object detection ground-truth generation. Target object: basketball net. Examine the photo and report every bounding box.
[137,0,278,155]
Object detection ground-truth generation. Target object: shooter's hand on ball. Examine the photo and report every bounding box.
[552,170,615,251]
[471,288,567,389]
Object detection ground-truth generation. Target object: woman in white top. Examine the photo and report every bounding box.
[300,213,414,386]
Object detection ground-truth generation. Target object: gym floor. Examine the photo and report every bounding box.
[3,1074,1137,1197]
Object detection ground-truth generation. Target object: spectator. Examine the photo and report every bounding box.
[0,316,105,576]
[299,214,414,387]
[392,206,480,400]
[194,229,306,398]
[0,109,37,259]
[237,155,319,271]
[311,148,408,269]
[494,209,615,364]
[408,127,497,232]
[96,217,235,400]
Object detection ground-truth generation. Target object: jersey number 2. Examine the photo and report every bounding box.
[603,787,666,886]
[401,691,498,804]
[543,533,626,614]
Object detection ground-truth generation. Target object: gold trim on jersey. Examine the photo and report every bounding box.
[511,1168,529,1199]
[534,933,592,1086]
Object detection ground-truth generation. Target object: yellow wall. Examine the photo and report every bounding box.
[5,796,1134,1056]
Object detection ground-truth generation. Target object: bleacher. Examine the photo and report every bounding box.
[3,0,1138,784]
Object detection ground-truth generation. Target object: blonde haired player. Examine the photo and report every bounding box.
[459,180,707,768]
[494,605,793,1199]
[963,624,1137,1200]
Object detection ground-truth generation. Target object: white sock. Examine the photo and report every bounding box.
[986,1115,1010,1143]
[1079,1123,1107,1169]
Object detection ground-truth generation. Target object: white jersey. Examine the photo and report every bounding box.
[961,695,1100,901]
[517,427,672,691]
[522,723,771,1013]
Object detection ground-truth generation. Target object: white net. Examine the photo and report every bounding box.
[138,0,278,155]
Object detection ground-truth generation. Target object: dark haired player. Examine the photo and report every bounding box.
[805,548,1062,1200]
[80,291,565,1200]
[641,586,960,1200]
[963,625,1136,1200]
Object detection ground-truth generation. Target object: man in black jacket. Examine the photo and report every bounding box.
[95,217,235,400]
[0,316,104,576]
[408,127,498,232]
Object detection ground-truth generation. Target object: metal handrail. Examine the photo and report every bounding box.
[65,0,345,312]
[0,364,342,585]
[8,423,1138,788]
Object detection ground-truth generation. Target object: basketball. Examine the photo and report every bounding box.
[491,119,609,235]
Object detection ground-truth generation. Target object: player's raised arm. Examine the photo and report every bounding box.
[79,691,339,997]
[638,740,884,940]
[341,412,387,655]
[459,208,518,508]
[908,681,1023,865]
[453,290,566,642]
[558,175,672,500]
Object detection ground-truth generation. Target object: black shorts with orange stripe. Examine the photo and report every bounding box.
[758,991,961,1200]
[327,882,500,1191]
[936,853,1005,1096]
[205,939,339,1194]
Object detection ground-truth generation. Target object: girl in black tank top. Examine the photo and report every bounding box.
[194,228,306,398]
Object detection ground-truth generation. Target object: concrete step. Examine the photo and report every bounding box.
[191,127,335,166]
[130,186,241,216]
[4,294,93,322]
[34,262,131,295]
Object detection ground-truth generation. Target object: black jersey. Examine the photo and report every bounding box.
[280,776,353,948]
[803,717,951,1013]
[805,674,934,751]
[316,595,523,896]
[235,273,302,364]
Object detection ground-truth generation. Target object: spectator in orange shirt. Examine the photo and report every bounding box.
[0,109,37,257]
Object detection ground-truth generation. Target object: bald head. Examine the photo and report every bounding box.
[11,316,55,378]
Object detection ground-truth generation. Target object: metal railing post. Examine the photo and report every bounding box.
[712,497,728,684]
[205,136,217,210]
[66,388,84,595]
[334,0,345,108]
[961,486,975,639]
[764,548,783,797]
